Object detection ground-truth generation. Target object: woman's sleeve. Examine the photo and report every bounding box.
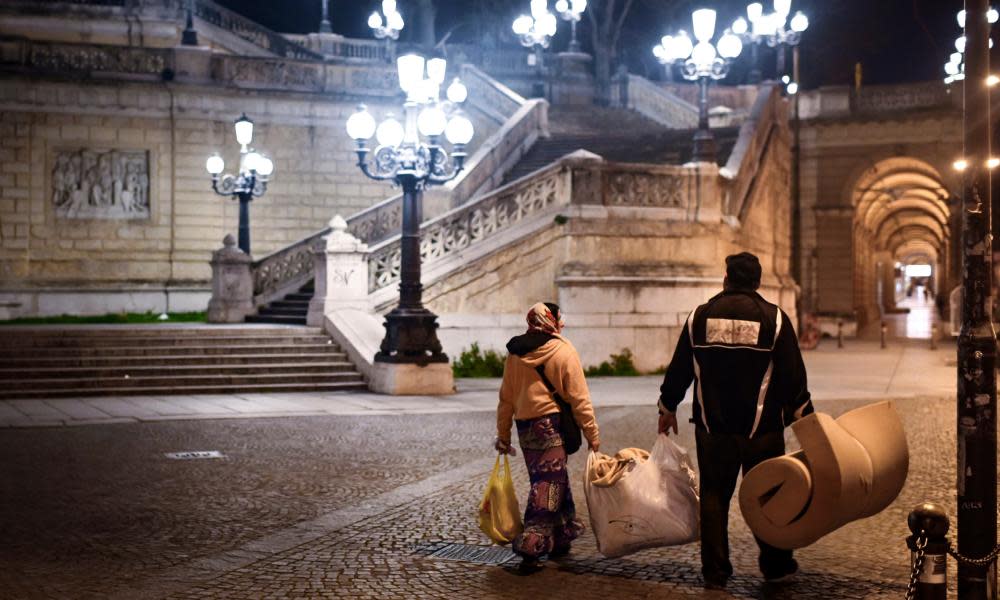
[496,355,515,444]
[550,344,599,445]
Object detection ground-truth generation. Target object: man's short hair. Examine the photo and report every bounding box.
[726,252,762,290]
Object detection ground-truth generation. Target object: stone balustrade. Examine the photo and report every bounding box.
[611,74,699,129]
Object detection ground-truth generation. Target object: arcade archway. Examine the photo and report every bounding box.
[851,158,954,337]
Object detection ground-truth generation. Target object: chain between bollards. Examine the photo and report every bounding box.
[905,503,949,600]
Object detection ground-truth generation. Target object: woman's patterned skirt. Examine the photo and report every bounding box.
[512,413,585,558]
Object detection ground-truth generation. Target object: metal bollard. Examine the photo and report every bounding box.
[837,321,844,349]
[930,325,937,350]
[905,503,949,600]
[881,322,888,349]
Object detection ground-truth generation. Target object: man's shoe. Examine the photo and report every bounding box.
[763,559,799,583]
[515,557,543,575]
[703,576,728,590]
[548,545,571,558]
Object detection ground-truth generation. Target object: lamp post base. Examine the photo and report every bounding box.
[369,361,455,395]
[692,128,717,164]
[374,306,449,365]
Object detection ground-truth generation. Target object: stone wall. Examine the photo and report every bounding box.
[0,52,500,318]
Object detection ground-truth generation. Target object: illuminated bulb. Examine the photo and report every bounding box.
[988,157,1000,169]
[205,154,224,175]
[954,159,969,171]
[989,75,1000,86]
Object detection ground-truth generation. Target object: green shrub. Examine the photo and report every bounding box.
[452,343,506,378]
[585,348,641,377]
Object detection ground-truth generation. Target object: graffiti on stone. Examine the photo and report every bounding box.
[52,149,150,219]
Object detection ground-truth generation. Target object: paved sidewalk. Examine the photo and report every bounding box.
[0,338,956,427]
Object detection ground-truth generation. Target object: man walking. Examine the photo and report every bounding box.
[657,252,813,589]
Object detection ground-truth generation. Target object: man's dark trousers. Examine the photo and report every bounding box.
[695,428,794,581]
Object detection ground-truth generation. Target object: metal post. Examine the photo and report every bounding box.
[568,19,580,53]
[881,321,887,349]
[692,76,717,163]
[237,192,251,256]
[374,174,448,365]
[932,325,938,350]
[958,1,998,597]
[906,503,950,600]
[837,321,844,348]
[181,0,198,46]
[532,45,546,99]
[791,44,802,325]
[776,43,786,78]
[748,42,762,84]
[319,0,332,33]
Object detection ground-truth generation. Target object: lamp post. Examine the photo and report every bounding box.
[513,0,558,98]
[319,0,332,33]
[205,114,275,256]
[732,1,807,81]
[181,0,198,46]
[368,0,404,41]
[654,9,743,163]
[554,0,586,53]
[345,56,473,365]
[944,7,998,83]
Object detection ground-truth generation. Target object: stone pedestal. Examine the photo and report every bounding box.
[207,234,254,323]
[172,45,212,83]
[369,362,455,396]
[308,215,370,326]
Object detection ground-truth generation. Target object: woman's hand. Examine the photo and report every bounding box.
[495,438,516,456]
[588,439,600,453]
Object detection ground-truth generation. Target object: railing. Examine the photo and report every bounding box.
[723,84,784,219]
[0,39,173,78]
[367,164,569,293]
[251,240,314,300]
[192,0,322,61]
[461,64,524,122]
[447,44,532,76]
[285,34,394,64]
[611,74,698,129]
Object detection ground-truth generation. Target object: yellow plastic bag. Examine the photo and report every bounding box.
[478,454,523,545]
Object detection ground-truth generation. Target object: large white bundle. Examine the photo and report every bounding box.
[584,435,700,558]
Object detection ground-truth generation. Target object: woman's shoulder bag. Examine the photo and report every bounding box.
[534,364,583,454]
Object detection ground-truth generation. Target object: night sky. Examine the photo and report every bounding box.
[218,0,963,89]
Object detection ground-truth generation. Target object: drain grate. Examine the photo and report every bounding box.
[426,543,516,566]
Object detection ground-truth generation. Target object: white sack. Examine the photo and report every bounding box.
[584,434,700,558]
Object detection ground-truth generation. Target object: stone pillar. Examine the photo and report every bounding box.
[207,234,254,323]
[307,215,370,327]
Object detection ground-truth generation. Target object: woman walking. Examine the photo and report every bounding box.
[495,302,600,571]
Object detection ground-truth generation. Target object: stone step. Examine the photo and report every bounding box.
[0,352,349,369]
[0,361,358,380]
[0,326,322,339]
[258,307,308,317]
[0,381,368,400]
[0,334,333,349]
[245,315,308,325]
[2,371,364,392]
[282,293,314,302]
[0,343,344,359]
[270,300,311,310]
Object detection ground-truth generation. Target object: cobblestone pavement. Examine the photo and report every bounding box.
[0,390,970,599]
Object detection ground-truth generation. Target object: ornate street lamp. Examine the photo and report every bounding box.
[732,1,808,81]
[944,7,998,84]
[319,0,332,33]
[345,55,474,365]
[513,0,559,97]
[368,0,404,40]
[181,0,198,46]
[205,114,275,256]
[554,0,587,53]
[654,9,743,163]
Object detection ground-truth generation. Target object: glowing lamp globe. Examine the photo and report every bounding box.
[257,156,274,177]
[691,41,717,68]
[205,154,224,175]
[555,0,568,12]
[234,114,254,146]
[445,114,474,146]
[376,115,405,148]
[244,151,262,173]
[717,31,743,59]
[346,106,377,141]
[672,31,694,60]
[382,0,396,14]
[790,11,808,33]
[692,9,717,42]
[417,106,448,137]
[774,0,791,18]
[387,10,404,31]
[427,57,448,85]
[991,8,999,23]
[747,2,763,24]
[732,17,748,35]
[368,11,382,29]
[446,78,468,103]
[512,15,533,35]
[396,54,425,93]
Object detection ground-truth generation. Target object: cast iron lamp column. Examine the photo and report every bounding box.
[945,7,998,83]
[554,0,587,53]
[654,9,743,163]
[513,0,558,98]
[205,114,275,256]
[345,57,473,364]
[732,1,808,81]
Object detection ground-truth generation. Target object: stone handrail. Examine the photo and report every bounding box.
[367,162,570,293]
[723,84,784,219]
[0,39,174,78]
[460,64,525,123]
[447,44,532,76]
[612,74,698,129]
[577,162,692,209]
[283,34,393,64]
[192,0,322,61]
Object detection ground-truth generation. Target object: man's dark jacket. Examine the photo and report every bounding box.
[658,289,814,436]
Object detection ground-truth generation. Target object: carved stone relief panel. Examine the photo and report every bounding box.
[52,149,150,220]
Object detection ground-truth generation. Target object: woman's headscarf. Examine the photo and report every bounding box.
[526,302,565,335]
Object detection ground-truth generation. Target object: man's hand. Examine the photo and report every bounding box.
[658,411,678,436]
[588,439,600,453]
[495,438,516,456]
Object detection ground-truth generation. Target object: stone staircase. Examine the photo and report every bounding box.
[0,326,366,399]
[504,106,741,182]
[246,281,313,326]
